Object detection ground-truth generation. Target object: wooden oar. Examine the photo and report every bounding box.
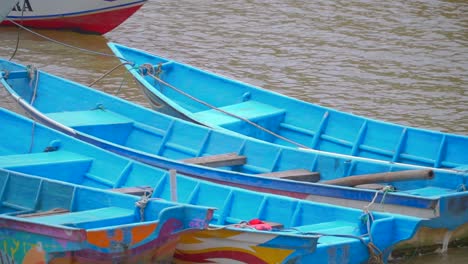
[322,169,433,187]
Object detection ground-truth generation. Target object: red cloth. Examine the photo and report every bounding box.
[248,219,272,231]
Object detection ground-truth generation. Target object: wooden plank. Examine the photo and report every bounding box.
[111,186,153,196]
[263,221,284,229]
[260,169,320,182]
[354,184,387,190]
[18,208,69,218]
[182,153,247,167]
[322,169,433,186]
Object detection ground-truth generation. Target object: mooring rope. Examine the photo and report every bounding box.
[300,230,383,263]
[6,18,132,63]
[28,121,36,153]
[26,65,39,105]
[88,61,134,87]
[5,19,137,99]
[138,64,312,150]
[207,218,383,263]
[9,1,27,61]
[359,187,395,264]
[135,190,153,222]
[364,185,395,212]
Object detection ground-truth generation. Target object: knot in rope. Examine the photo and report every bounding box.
[1,70,10,79]
[457,184,466,192]
[88,61,133,87]
[138,61,312,149]
[25,65,40,105]
[135,191,152,222]
[138,63,155,76]
[92,103,106,111]
[367,242,384,264]
[363,185,395,213]
[234,221,254,229]
[26,65,37,80]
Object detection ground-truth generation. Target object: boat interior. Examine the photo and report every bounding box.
[0,66,466,202]
[0,155,401,247]
[17,106,468,199]
[0,170,191,229]
[0,63,467,224]
[102,45,468,169]
[0,110,415,244]
[157,62,468,169]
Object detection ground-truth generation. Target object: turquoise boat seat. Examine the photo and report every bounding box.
[30,207,136,229]
[193,100,286,127]
[46,110,134,144]
[400,187,456,197]
[0,151,93,168]
[294,221,360,235]
[46,109,133,128]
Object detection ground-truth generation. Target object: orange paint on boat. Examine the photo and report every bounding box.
[131,223,158,245]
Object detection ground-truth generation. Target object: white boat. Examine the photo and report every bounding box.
[0,0,147,34]
[0,0,17,23]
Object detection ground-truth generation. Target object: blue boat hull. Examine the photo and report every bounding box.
[0,169,213,263]
[1,58,468,220]
[108,43,468,170]
[0,103,422,262]
[1,59,467,256]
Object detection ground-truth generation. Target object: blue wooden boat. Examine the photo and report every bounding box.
[1,59,468,252]
[0,168,213,263]
[108,43,468,170]
[0,107,420,263]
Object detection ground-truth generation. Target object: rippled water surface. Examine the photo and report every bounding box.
[0,0,467,262]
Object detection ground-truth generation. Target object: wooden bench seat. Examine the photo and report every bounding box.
[18,208,70,218]
[182,153,247,167]
[1,201,33,215]
[111,186,154,196]
[260,169,320,182]
[354,184,387,190]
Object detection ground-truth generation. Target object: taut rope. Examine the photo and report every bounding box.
[138,64,312,150]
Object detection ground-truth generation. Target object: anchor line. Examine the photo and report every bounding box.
[6,18,131,63]
[139,65,312,150]
[88,61,134,87]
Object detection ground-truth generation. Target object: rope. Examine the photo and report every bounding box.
[207,225,237,230]
[5,18,132,63]
[209,219,383,263]
[207,222,253,231]
[357,187,392,262]
[115,76,128,96]
[91,104,106,111]
[367,242,384,264]
[26,65,39,105]
[301,231,383,263]
[135,190,153,222]
[88,61,134,87]
[457,184,466,192]
[28,122,36,153]
[9,0,27,61]
[138,65,312,149]
[5,17,137,94]
[363,185,395,212]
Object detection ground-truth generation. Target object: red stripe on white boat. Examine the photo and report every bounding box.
[1,4,144,34]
